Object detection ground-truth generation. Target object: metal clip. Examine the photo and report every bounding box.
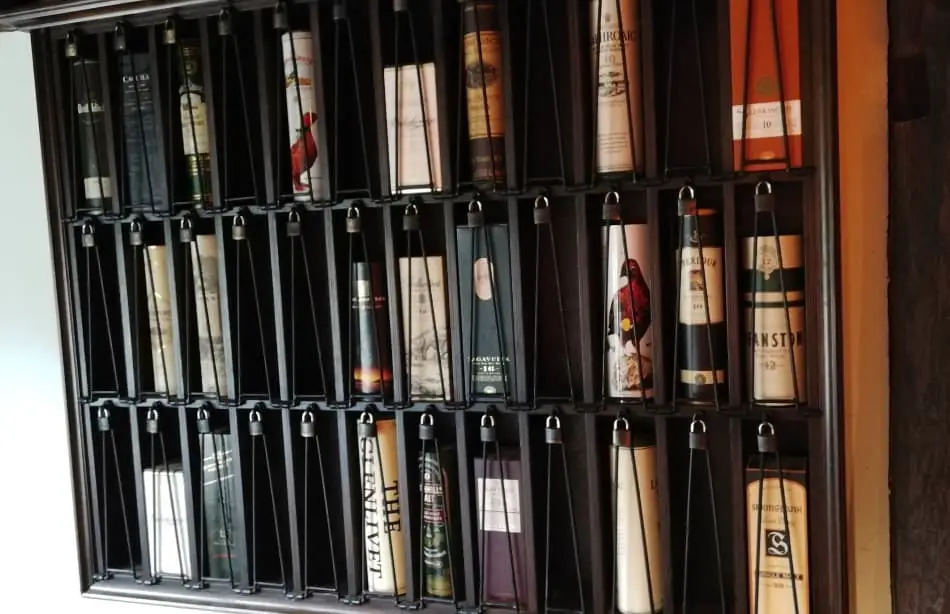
[81,222,95,248]
[757,421,777,454]
[301,411,316,438]
[232,214,247,241]
[544,414,561,445]
[163,19,177,46]
[467,199,484,227]
[357,411,376,438]
[601,190,620,222]
[146,408,159,434]
[533,195,551,225]
[129,219,143,246]
[97,407,111,432]
[346,206,361,234]
[196,407,211,434]
[65,31,79,58]
[287,208,301,237]
[419,412,435,441]
[688,415,707,450]
[677,184,697,217]
[273,1,289,30]
[113,23,127,53]
[332,0,347,21]
[218,8,232,36]
[179,216,194,243]
[480,413,496,443]
[249,410,264,437]
[612,416,630,447]
[402,203,420,232]
[754,180,775,213]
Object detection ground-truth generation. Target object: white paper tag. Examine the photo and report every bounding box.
[476,477,521,534]
[732,100,802,141]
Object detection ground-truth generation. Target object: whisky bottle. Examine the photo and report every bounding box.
[73,59,111,214]
[677,209,727,401]
[591,0,645,176]
[178,40,213,206]
[120,53,168,211]
[462,0,506,186]
[385,62,442,194]
[611,432,664,614]
[352,262,393,397]
[282,31,326,202]
[742,234,806,403]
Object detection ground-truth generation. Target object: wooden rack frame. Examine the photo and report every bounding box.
[5,0,844,612]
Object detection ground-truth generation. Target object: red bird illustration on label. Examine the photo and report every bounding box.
[290,111,318,194]
[606,254,654,398]
[608,258,652,351]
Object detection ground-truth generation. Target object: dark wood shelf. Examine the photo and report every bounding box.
[18,0,845,612]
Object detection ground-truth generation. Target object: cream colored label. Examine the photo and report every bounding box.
[400,256,451,400]
[83,176,112,199]
[476,477,521,534]
[143,245,179,396]
[732,100,803,141]
[611,444,663,614]
[747,476,810,614]
[359,419,406,595]
[604,224,654,399]
[745,306,806,403]
[678,369,726,385]
[281,31,326,201]
[678,247,725,324]
[464,30,505,139]
[190,235,228,397]
[385,63,442,193]
[591,0,644,174]
[180,91,210,155]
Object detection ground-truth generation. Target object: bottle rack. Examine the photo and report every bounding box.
[12,0,843,613]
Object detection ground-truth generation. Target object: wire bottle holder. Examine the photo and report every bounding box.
[346,205,391,405]
[93,404,137,582]
[231,214,276,404]
[532,195,576,408]
[680,416,727,614]
[542,414,585,614]
[401,203,451,407]
[661,0,712,178]
[751,421,802,614]
[600,191,651,411]
[590,0,646,185]
[520,0,568,188]
[247,407,289,594]
[163,18,213,210]
[462,200,513,407]
[299,408,340,596]
[747,180,804,413]
[609,415,657,614]
[670,184,725,413]
[143,408,188,586]
[79,221,122,400]
[477,412,521,612]
[128,220,174,400]
[355,410,404,604]
[387,0,438,199]
[286,208,331,404]
[178,215,226,404]
[193,406,237,591]
[416,411,459,606]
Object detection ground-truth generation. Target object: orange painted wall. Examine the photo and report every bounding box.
[836,0,891,611]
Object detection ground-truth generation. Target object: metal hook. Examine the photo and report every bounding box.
[98,407,111,420]
[468,199,483,212]
[480,414,495,428]
[249,410,262,424]
[545,415,561,430]
[689,417,707,433]
[288,208,301,224]
[146,408,159,422]
[196,407,209,421]
[534,195,550,209]
[678,184,696,200]
[755,180,773,196]
[604,191,620,206]
[359,411,374,425]
[419,412,435,427]
[346,206,361,219]
[757,421,775,437]
[612,416,630,432]
[301,410,314,424]
[405,202,419,217]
